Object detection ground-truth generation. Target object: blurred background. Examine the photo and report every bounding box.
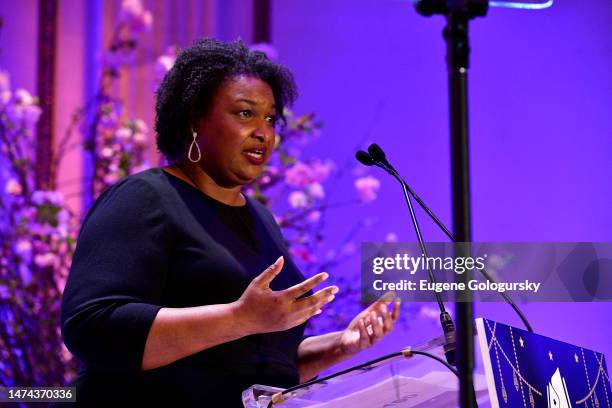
[0,0,610,392]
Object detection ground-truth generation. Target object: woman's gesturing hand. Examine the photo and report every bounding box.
[235,256,338,335]
[337,294,401,356]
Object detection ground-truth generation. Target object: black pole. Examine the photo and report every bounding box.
[253,0,271,43]
[415,1,488,406]
[445,12,475,408]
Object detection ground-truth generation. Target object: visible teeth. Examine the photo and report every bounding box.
[246,151,263,158]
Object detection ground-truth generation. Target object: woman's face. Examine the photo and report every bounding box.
[195,75,277,187]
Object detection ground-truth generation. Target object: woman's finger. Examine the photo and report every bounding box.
[391,299,401,321]
[370,311,384,340]
[292,286,338,310]
[380,306,394,333]
[358,319,371,349]
[282,272,329,299]
[252,256,284,287]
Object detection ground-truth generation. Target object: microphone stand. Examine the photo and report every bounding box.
[415,1,488,406]
[381,161,457,365]
[370,157,457,365]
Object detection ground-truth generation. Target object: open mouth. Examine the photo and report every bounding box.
[243,146,267,164]
[244,149,265,159]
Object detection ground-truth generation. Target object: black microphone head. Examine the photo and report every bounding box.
[367,143,387,163]
[355,150,376,166]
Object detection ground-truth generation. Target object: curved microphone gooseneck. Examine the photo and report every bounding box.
[356,144,533,333]
[359,144,457,366]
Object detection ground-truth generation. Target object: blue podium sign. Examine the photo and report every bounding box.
[476,318,611,408]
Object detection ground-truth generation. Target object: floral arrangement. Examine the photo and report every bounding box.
[0,0,153,388]
[0,70,80,387]
[0,0,409,390]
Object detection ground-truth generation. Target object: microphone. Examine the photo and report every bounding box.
[367,143,393,170]
[355,150,376,166]
[359,145,456,365]
[356,144,534,333]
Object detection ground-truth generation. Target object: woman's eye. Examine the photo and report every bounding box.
[265,115,277,125]
[238,110,252,119]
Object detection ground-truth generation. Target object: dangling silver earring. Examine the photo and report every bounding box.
[188,131,202,163]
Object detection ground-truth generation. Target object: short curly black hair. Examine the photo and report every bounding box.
[155,38,298,161]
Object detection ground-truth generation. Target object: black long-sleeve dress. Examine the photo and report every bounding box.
[60,168,307,407]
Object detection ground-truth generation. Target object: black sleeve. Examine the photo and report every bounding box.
[61,177,171,374]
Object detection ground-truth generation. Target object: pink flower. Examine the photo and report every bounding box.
[309,160,333,180]
[14,240,32,259]
[31,190,64,206]
[354,175,380,203]
[5,89,42,127]
[288,191,308,209]
[119,0,153,33]
[104,173,119,185]
[249,43,279,61]
[285,160,333,188]
[306,182,325,199]
[133,119,148,134]
[115,127,132,141]
[100,146,115,158]
[0,69,10,92]
[34,252,57,268]
[285,162,312,187]
[133,132,147,145]
[31,191,46,205]
[307,210,321,223]
[5,178,22,195]
[57,209,70,224]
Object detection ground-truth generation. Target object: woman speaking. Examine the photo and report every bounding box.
[60,38,400,407]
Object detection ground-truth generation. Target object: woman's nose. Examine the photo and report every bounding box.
[253,122,273,143]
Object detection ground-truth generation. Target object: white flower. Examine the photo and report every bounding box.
[4,178,22,195]
[14,88,34,105]
[115,127,132,141]
[100,146,115,158]
[133,119,148,134]
[288,191,309,209]
[354,175,381,203]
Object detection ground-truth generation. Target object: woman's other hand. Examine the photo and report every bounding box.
[234,256,338,334]
[337,294,401,356]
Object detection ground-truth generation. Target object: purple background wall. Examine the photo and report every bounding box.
[0,0,610,382]
[272,0,612,369]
